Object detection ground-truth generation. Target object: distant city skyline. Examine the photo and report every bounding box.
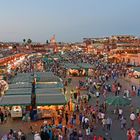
[0,0,140,43]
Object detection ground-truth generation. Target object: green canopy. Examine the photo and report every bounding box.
[36,76,61,83]
[34,72,62,83]
[5,88,32,95]
[10,73,33,83]
[36,94,67,105]
[35,86,66,105]
[36,83,63,89]
[43,57,54,63]
[0,95,31,106]
[34,72,55,77]
[42,57,48,62]
[133,67,140,72]
[50,54,61,59]
[78,63,94,69]
[106,96,131,106]
[64,63,81,70]
[9,83,32,89]
[35,88,63,95]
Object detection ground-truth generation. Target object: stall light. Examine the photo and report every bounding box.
[37,82,58,84]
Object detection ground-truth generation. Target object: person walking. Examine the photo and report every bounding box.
[118,108,123,119]
[127,128,132,140]
[93,135,97,140]
[138,114,140,127]
[21,132,26,140]
[136,107,140,116]
[78,130,83,140]
[0,111,4,124]
[138,130,140,140]
[130,128,136,140]
[98,136,104,140]
[130,112,136,127]
[34,131,41,140]
[102,118,106,130]
[79,113,83,126]
[120,117,126,129]
[18,129,22,139]
[82,115,85,129]
[65,111,69,125]
[106,117,112,131]
[137,87,140,96]
[85,127,90,140]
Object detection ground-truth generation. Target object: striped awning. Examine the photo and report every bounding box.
[5,88,32,95]
[0,95,31,106]
[36,94,66,105]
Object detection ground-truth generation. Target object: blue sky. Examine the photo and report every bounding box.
[0,0,140,42]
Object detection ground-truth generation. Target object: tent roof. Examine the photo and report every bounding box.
[34,72,55,78]
[10,73,33,83]
[35,88,63,94]
[9,83,32,89]
[42,58,53,63]
[35,72,62,83]
[50,54,61,59]
[133,67,140,72]
[5,88,32,95]
[77,63,94,69]
[36,77,61,83]
[63,63,80,69]
[36,83,63,89]
[0,95,31,106]
[16,73,33,76]
[36,94,66,105]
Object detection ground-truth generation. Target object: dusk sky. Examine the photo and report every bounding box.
[0,0,140,42]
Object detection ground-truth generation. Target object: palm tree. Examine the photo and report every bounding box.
[23,39,26,44]
[23,39,26,47]
[46,40,49,44]
[27,39,32,44]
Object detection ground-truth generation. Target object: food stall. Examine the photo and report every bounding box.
[0,95,31,118]
[35,88,66,119]
[63,63,81,76]
[37,105,64,119]
[0,77,32,119]
[77,63,95,76]
[132,67,140,78]
[11,106,22,118]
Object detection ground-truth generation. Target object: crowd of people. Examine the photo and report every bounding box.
[48,51,140,140]
[1,51,140,140]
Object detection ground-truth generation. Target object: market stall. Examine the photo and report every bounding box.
[5,88,32,95]
[50,54,62,61]
[36,82,63,89]
[63,63,81,76]
[77,63,95,76]
[10,73,33,83]
[132,67,140,78]
[11,106,23,118]
[0,95,31,106]
[9,83,32,89]
[36,94,66,119]
[35,88,66,119]
[34,72,62,83]
[0,95,31,118]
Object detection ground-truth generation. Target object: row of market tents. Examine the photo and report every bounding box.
[0,72,67,106]
[43,53,95,69]
[63,63,95,70]
[42,52,96,76]
[43,56,95,69]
